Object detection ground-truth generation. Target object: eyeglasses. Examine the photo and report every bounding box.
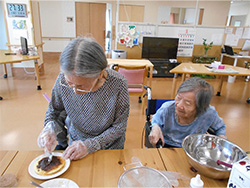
[60,77,98,93]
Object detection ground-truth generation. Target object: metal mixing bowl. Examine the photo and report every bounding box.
[182,134,246,179]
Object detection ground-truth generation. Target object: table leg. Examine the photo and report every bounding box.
[181,74,186,82]
[148,67,153,88]
[216,76,223,96]
[34,60,42,90]
[220,54,224,62]
[171,73,179,99]
[3,64,7,78]
[233,58,238,66]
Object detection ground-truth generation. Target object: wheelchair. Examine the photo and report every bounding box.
[142,86,174,148]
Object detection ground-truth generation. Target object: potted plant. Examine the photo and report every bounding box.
[203,38,213,56]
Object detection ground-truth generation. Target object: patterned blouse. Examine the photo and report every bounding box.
[44,68,130,153]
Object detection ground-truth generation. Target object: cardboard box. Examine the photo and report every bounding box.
[227,156,250,188]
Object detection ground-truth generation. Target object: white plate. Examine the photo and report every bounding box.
[28,152,70,180]
[40,178,79,188]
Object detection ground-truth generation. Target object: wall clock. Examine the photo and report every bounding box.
[7,3,27,18]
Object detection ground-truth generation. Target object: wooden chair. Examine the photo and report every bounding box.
[111,64,149,114]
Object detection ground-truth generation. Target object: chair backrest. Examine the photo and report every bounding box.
[112,64,149,88]
[118,68,145,85]
[146,99,174,121]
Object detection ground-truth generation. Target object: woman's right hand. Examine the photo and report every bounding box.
[148,124,164,147]
[37,122,57,153]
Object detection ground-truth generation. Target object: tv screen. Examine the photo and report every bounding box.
[20,37,28,55]
[142,37,179,60]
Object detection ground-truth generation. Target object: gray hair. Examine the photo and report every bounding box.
[177,77,214,116]
[60,37,108,77]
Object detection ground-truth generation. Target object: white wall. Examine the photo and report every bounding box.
[39,0,231,52]
[2,0,37,68]
[39,1,76,52]
[0,2,8,50]
[158,6,171,24]
[185,8,196,24]
[3,0,34,46]
[227,1,250,26]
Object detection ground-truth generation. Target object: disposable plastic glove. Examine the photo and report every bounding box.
[148,124,165,147]
[63,140,89,160]
[37,122,57,154]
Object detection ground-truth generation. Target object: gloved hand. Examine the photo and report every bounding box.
[148,124,165,147]
[63,140,89,160]
[37,122,57,154]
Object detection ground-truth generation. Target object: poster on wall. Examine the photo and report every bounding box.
[225,34,240,46]
[12,20,27,29]
[242,28,250,39]
[177,28,196,57]
[118,24,140,48]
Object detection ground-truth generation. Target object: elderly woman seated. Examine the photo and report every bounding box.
[37,37,130,160]
[149,77,227,148]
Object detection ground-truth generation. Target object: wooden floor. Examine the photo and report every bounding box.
[0,53,249,152]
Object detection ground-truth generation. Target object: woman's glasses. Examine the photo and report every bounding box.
[60,77,98,93]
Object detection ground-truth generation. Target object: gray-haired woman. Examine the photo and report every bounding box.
[149,77,226,148]
[37,37,130,160]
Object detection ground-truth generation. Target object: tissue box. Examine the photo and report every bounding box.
[218,65,225,69]
[227,156,250,188]
[211,62,225,69]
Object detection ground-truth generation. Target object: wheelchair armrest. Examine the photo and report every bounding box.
[207,127,216,135]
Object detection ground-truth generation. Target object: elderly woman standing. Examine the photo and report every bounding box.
[38,37,130,160]
[149,77,226,148]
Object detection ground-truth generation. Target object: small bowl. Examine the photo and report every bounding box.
[182,134,246,179]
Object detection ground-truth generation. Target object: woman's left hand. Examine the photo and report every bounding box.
[63,140,89,160]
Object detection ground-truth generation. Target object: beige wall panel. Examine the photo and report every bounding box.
[131,6,144,22]
[30,1,42,45]
[89,3,106,50]
[193,45,222,60]
[119,5,144,22]
[199,1,230,26]
[116,43,224,63]
[76,2,90,37]
[117,43,142,59]
[119,5,132,21]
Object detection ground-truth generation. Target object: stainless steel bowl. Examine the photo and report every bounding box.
[182,134,246,179]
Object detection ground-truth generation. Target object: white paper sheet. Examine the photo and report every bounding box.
[225,34,240,46]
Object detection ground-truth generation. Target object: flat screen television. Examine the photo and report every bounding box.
[142,37,179,60]
[20,36,28,55]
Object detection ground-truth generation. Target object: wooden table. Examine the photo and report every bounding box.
[1,148,228,187]
[107,59,154,87]
[0,50,41,90]
[158,148,228,187]
[170,63,250,98]
[0,151,18,175]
